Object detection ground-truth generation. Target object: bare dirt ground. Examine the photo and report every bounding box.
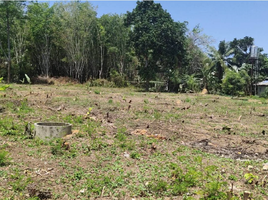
[0,82,268,199]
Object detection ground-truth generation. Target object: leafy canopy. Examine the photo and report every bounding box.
[125,0,187,90]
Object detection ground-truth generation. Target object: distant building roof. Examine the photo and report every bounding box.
[257,80,268,86]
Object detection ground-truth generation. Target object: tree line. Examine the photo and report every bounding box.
[0,1,268,95]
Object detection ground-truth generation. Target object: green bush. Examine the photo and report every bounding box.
[200,180,227,199]
[260,87,268,98]
[222,70,250,96]
[184,75,200,92]
[88,79,115,87]
[110,70,128,88]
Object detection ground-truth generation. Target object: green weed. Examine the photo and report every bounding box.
[200,179,227,199]
[115,127,127,142]
[0,150,11,166]
[244,173,258,184]
[130,151,140,159]
[170,164,201,195]
[144,99,149,104]
[153,110,161,120]
[228,174,238,181]
[0,77,9,91]
[9,169,32,192]
[185,97,191,103]
[88,138,108,151]
[148,179,168,195]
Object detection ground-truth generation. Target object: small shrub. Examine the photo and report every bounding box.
[185,74,200,92]
[51,140,64,156]
[110,70,128,88]
[222,70,250,96]
[88,79,115,87]
[170,164,201,195]
[0,77,9,91]
[148,180,168,194]
[200,180,227,199]
[260,87,268,98]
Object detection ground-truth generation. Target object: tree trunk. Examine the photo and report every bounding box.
[145,57,149,91]
[99,45,103,79]
[6,8,11,83]
[146,78,149,92]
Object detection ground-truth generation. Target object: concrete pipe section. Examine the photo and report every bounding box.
[34,122,72,141]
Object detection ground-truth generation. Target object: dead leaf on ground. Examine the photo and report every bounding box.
[72,130,80,134]
[147,135,167,140]
[131,129,166,140]
[131,129,148,135]
[176,100,182,105]
[62,141,70,150]
[62,134,72,140]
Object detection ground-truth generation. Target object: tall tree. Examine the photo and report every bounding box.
[229,36,256,95]
[12,16,30,80]
[230,36,254,68]
[186,25,213,75]
[0,1,25,82]
[27,2,54,77]
[98,14,130,78]
[54,2,97,82]
[125,0,187,91]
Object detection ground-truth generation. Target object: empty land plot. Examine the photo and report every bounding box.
[0,84,268,199]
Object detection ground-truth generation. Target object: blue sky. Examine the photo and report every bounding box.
[48,1,268,54]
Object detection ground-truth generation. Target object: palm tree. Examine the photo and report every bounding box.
[209,41,234,83]
[199,58,214,90]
